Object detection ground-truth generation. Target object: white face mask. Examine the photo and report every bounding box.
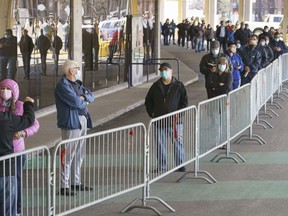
[1,89,12,101]
[74,69,81,80]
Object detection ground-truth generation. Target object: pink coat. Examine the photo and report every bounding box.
[0,79,40,152]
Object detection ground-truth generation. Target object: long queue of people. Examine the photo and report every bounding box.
[199,29,287,100]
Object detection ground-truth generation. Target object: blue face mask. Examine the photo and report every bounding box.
[218,64,226,72]
[160,70,171,80]
[211,49,219,56]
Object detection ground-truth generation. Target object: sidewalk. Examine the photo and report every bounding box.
[25,45,200,149]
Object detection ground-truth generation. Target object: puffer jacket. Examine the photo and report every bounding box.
[0,79,40,152]
[145,77,188,118]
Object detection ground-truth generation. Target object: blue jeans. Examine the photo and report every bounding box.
[0,176,16,216]
[22,53,31,78]
[155,124,185,170]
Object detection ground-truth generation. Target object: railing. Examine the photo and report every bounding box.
[1,53,288,216]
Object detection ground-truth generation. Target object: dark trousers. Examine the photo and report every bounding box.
[218,37,227,53]
[22,53,31,79]
[54,53,59,76]
[40,53,47,75]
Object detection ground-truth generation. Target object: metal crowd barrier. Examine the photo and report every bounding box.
[0,146,51,216]
[122,106,198,215]
[2,54,288,216]
[52,123,146,215]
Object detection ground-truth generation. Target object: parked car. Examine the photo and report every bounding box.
[98,18,126,41]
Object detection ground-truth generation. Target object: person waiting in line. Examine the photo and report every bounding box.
[269,32,288,60]
[240,38,262,85]
[205,24,214,52]
[256,36,270,69]
[0,29,17,81]
[216,20,228,52]
[207,56,233,98]
[145,62,188,173]
[226,42,244,90]
[37,29,51,76]
[55,60,95,196]
[263,36,274,63]
[0,96,35,216]
[0,79,40,215]
[234,22,249,46]
[200,40,232,99]
[258,26,271,40]
[52,31,63,76]
[19,29,34,80]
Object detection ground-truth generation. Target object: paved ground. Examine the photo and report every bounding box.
[27,44,288,216]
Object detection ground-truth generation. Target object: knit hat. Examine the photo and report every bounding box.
[211,40,220,49]
[159,62,172,70]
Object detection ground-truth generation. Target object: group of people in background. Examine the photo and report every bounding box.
[0,27,63,81]
[197,20,287,100]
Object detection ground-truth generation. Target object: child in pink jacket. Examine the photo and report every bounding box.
[0,79,40,215]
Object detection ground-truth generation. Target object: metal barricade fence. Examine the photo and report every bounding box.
[146,106,197,183]
[229,84,251,140]
[198,95,228,156]
[52,123,146,216]
[0,146,51,216]
[281,54,288,82]
[124,106,198,215]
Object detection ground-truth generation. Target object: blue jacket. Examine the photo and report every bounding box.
[55,76,95,129]
[269,39,288,59]
[227,52,244,81]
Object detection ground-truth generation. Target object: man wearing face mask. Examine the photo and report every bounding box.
[256,36,270,68]
[200,40,232,98]
[55,60,95,196]
[240,38,262,85]
[145,62,188,172]
[226,42,244,90]
[0,29,17,81]
[234,22,249,46]
[269,32,288,60]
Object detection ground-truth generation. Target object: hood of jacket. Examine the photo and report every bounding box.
[0,79,20,101]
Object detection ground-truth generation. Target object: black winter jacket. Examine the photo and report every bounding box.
[145,77,188,118]
[0,101,35,176]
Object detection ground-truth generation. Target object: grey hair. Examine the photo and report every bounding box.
[62,60,78,75]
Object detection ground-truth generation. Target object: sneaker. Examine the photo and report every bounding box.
[71,184,93,191]
[176,166,186,172]
[60,188,77,196]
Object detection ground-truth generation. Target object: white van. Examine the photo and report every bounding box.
[98,18,126,41]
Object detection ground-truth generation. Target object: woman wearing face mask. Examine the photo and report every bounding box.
[200,40,233,98]
[0,79,40,215]
[207,57,232,98]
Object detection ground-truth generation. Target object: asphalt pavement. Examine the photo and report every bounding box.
[26,44,288,216]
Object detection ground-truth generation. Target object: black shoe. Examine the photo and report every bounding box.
[60,188,77,196]
[71,184,93,191]
[176,166,186,172]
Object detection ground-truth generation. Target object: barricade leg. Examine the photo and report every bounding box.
[210,141,246,163]
[234,126,266,145]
